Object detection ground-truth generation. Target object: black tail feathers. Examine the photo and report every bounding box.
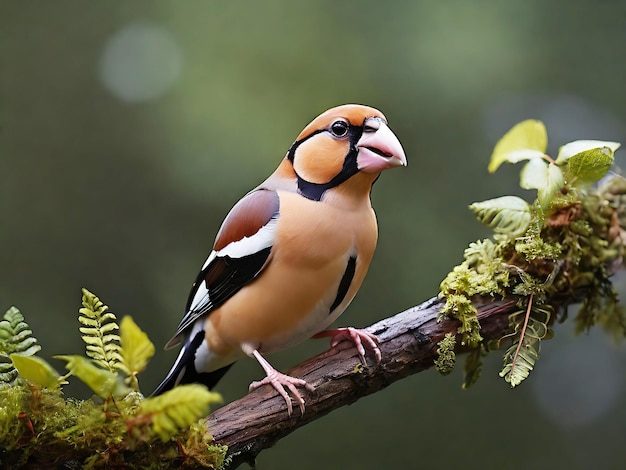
[152,330,234,396]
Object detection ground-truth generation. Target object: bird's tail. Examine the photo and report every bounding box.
[152,330,233,396]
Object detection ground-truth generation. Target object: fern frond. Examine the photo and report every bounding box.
[0,362,15,383]
[78,288,123,373]
[137,384,222,442]
[499,299,552,387]
[0,307,41,383]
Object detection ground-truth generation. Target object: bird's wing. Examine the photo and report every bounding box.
[164,188,280,349]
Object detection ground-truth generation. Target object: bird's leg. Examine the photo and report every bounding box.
[313,327,382,365]
[248,350,315,416]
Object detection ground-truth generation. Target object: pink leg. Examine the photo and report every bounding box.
[248,350,315,416]
[313,327,382,364]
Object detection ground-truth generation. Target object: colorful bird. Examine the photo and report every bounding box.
[153,104,407,414]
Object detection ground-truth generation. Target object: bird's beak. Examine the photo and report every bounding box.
[356,118,407,173]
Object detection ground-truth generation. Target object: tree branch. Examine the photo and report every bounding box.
[207,295,518,468]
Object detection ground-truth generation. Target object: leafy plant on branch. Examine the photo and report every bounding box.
[0,290,225,469]
[0,307,41,383]
[78,288,124,373]
[437,119,625,387]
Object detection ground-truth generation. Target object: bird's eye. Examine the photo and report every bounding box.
[330,120,349,138]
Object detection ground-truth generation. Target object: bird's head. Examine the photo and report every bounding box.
[275,104,407,202]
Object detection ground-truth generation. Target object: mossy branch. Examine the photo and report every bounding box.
[206,296,520,468]
[208,284,621,468]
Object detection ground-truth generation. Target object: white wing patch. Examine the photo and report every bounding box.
[185,217,277,316]
[187,281,210,316]
[200,251,217,271]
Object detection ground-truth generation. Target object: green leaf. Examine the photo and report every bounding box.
[119,316,155,386]
[469,196,531,237]
[488,120,547,173]
[565,147,615,185]
[10,354,60,388]
[539,164,565,208]
[520,160,564,208]
[520,158,549,190]
[55,355,129,398]
[555,139,621,164]
[138,384,222,442]
[462,348,484,389]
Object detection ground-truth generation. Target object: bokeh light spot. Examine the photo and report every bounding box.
[99,22,183,102]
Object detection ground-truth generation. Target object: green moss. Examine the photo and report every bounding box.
[438,239,511,347]
[437,294,482,347]
[434,333,457,375]
[515,233,563,262]
[0,384,29,452]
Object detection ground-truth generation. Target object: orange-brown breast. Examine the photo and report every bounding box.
[204,189,378,355]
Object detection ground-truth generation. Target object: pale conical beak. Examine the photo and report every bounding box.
[356,118,407,173]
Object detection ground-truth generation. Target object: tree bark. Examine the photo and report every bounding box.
[207,295,518,468]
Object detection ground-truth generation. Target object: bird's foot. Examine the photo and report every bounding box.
[249,350,315,416]
[314,327,382,365]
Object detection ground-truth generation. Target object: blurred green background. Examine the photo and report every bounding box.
[2,1,626,468]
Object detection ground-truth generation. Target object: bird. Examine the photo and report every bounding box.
[153,104,407,415]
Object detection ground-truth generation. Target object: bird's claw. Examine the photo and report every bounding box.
[249,369,315,416]
[315,327,382,365]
